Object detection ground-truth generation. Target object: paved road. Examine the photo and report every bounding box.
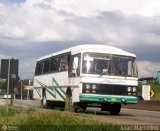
[0,99,160,125]
[0,99,41,108]
[86,107,160,125]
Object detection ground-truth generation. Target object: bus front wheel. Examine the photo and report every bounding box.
[109,104,121,115]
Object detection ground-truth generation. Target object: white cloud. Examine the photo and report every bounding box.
[43,0,160,17]
[0,54,9,59]
[0,0,160,47]
[47,0,160,17]
[0,0,160,78]
[137,60,160,78]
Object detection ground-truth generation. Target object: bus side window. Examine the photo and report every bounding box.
[43,60,50,73]
[60,55,69,71]
[69,54,80,77]
[50,58,60,72]
[35,62,43,75]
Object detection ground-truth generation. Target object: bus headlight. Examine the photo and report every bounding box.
[133,87,137,92]
[86,84,91,90]
[92,84,97,90]
[127,87,132,92]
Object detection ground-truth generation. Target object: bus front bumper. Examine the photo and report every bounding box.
[79,94,139,104]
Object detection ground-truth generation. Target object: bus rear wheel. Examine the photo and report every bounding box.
[109,104,121,115]
[101,103,110,111]
[74,102,87,112]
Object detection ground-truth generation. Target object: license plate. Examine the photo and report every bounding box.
[112,98,116,101]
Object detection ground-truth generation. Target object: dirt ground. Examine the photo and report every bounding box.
[95,115,157,125]
[122,100,160,111]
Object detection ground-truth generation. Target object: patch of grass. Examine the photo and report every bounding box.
[0,106,15,117]
[0,107,121,131]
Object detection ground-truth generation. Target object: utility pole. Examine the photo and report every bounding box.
[21,80,22,100]
[6,59,10,113]
[11,74,16,105]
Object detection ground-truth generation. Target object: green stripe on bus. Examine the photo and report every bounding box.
[35,88,41,98]
[37,81,56,98]
[35,79,56,98]
[80,94,139,104]
[37,80,56,98]
[52,77,66,95]
[55,88,65,100]
[46,88,56,98]
[35,79,65,100]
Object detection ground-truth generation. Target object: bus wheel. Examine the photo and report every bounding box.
[74,102,87,112]
[109,104,121,115]
[101,103,110,111]
[81,105,87,111]
[74,106,78,113]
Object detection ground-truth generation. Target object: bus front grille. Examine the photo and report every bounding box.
[82,83,131,95]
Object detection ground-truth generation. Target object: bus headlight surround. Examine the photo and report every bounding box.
[92,84,97,90]
[86,84,91,90]
[133,87,137,92]
[127,87,132,92]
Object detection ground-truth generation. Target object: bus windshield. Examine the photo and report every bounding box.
[82,53,138,77]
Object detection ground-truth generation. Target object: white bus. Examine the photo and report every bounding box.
[33,44,139,115]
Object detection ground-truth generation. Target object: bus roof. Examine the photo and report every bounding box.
[37,44,136,61]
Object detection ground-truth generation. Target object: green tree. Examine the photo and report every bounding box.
[0,81,7,89]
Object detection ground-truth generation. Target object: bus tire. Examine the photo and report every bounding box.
[81,105,87,111]
[73,103,78,112]
[109,103,121,115]
[101,103,110,111]
[74,102,87,112]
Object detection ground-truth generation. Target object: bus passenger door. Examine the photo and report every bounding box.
[69,54,80,78]
[68,54,81,102]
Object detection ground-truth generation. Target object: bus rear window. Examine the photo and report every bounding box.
[50,58,60,72]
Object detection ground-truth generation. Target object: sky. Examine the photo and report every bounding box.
[0,0,160,79]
